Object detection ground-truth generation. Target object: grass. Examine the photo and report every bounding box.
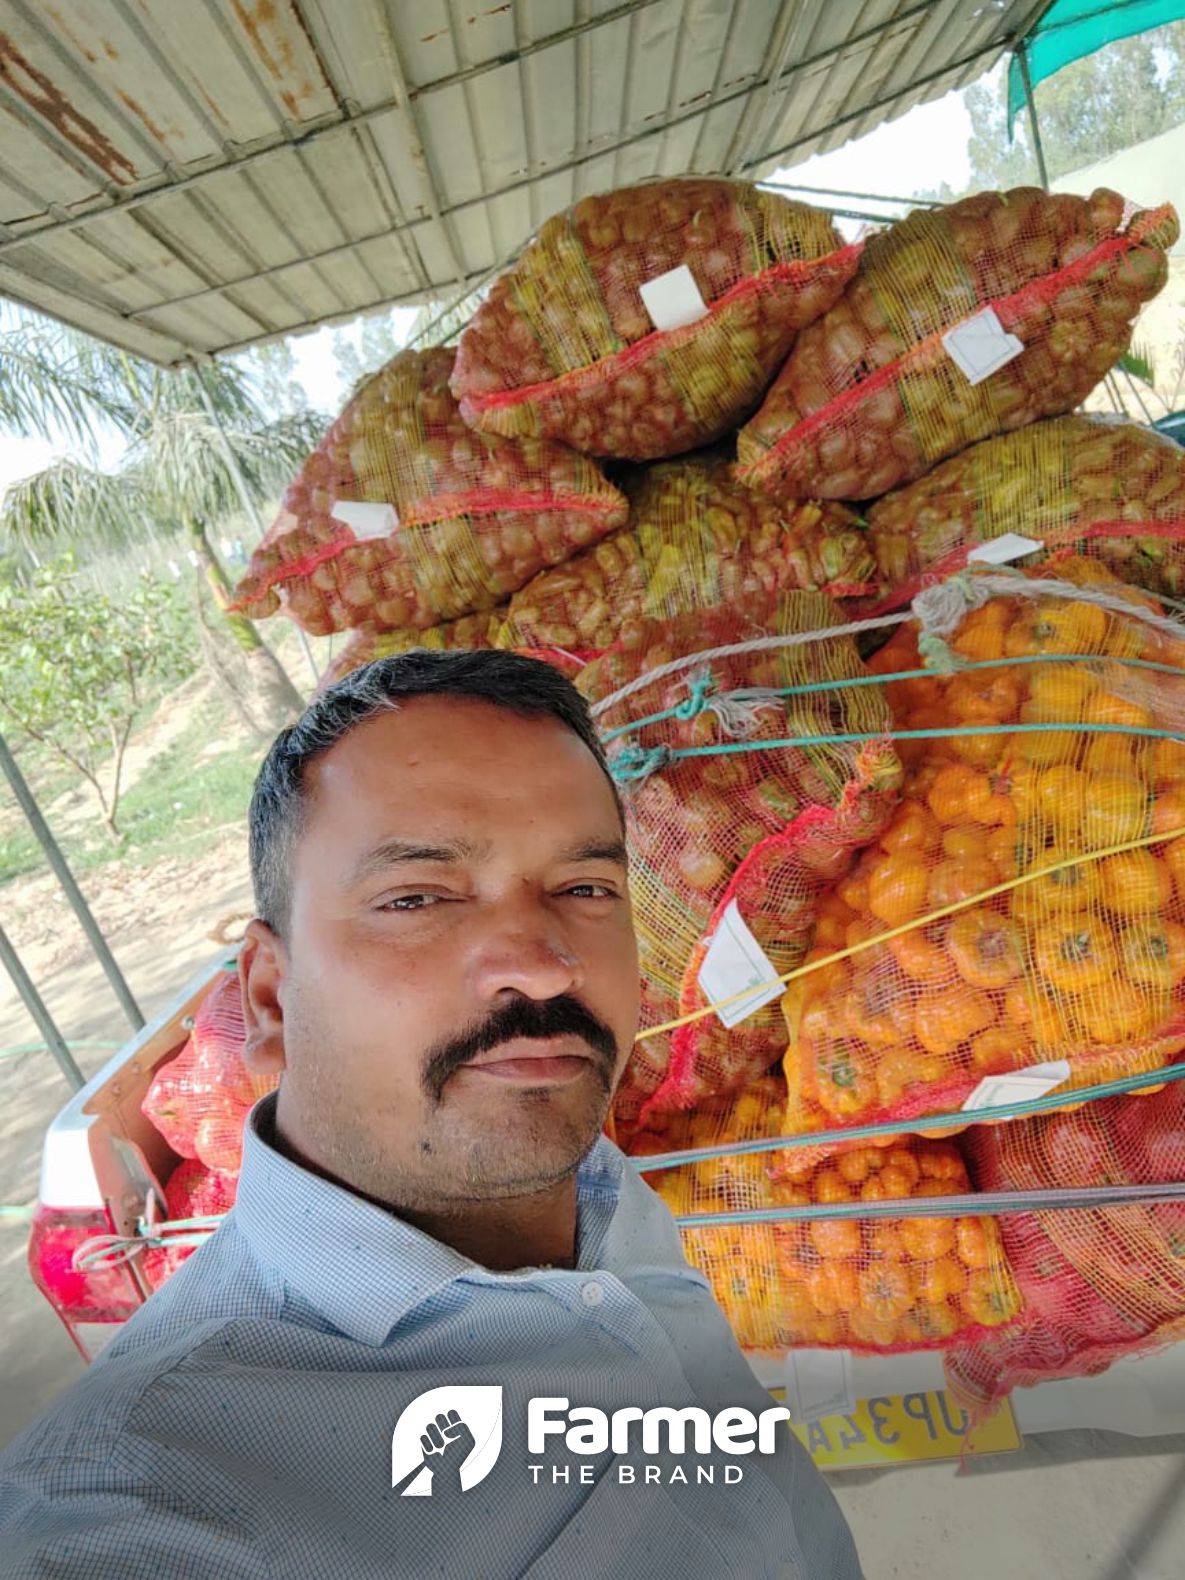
[0,687,263,887]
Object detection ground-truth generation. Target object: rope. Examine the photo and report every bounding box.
[599,650,1185,744]
[591,570,1185,724]
[636,1063,1185,1173]
[610,721,1185,787]
[673,1180,1185,1230]
[635,824,1185,1042]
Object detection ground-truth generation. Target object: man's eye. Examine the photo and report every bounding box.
[564,883,617,899]
[377,893,440,912]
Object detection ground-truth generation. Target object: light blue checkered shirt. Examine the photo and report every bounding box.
[0,1092,860,1578]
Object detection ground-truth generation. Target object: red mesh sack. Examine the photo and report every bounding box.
[580,593,902,1140]
[451,179,860,460]
[141,1158,239,1292]
[736,188,1178,500]
[141,972,276,1175]
[313,616,590,695]
[500,456,876,654]
[945,1082,1185,1411]
[781,561,1185,1152]
[634,1076,1020,1354]
[863,416,1185,614]
[314,612,503,693]
[231,347,628,635]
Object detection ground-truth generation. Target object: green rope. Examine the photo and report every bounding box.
[611,721,1185,783]
[600,650,1185,743]
[634,1062,1185,1174]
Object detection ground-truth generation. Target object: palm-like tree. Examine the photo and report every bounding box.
[0,312,328,726]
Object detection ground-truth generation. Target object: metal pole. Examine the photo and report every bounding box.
[0,730,143,1033]
[0,919,85,1090]
[1017,43,1050,191]
[189,358,320,688]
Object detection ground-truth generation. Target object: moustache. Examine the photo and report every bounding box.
[422,994,620,1103]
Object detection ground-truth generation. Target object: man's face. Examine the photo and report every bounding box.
[240,696,639,1211]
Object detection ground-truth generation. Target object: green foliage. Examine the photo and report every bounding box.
[0,553,197,835]
[958,23,1185,194]
[331,308,407,396]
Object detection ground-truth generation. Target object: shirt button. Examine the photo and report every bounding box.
[581,1279,606,1307]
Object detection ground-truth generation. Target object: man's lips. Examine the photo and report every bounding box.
[456,1037,596,1085]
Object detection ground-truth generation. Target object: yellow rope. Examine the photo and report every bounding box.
[635,823,1185,1043]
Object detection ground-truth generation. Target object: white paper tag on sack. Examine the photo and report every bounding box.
[330,500,399,540]
[783,1350,856,1425]
[942,306,1024,386]
[697,899,783,1029]
[968,532,1045,566]
[639,264,710,332]
[962,1059,1072,1114]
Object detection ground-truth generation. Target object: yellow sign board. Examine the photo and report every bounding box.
[768,1386,1022,1470]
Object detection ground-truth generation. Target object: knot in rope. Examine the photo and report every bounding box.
[673,670,714,721]
[609,743,671,786]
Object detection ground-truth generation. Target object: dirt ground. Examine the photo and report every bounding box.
[2,770,1185,1576]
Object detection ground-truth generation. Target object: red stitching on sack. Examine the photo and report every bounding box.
[458,243,865,416]
[227,490,624,607]
[738,215,1174,485]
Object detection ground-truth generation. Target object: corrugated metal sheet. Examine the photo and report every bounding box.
[0,0,1053,364]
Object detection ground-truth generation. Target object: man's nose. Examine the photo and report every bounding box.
[470,895,583,1002]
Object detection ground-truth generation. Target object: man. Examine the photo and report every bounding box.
[0,650,860,1578]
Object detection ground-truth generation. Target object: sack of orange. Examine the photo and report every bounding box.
[580,592,902,1141]
[862,416,1185,614]
[781,558,1185,1148]
[499,456,876,655]
[736,187,1177,501]
[635,1076,1020,1354]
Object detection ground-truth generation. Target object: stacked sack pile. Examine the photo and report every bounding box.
[140,175,1185,1419]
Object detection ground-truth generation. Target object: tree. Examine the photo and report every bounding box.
[0,553,196,836]
[0,312,329,729]
[238,339,308,415]
[331,308,407,395]
[959,22,1185,195]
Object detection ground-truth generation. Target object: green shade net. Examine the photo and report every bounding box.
[1009,0,1185,125]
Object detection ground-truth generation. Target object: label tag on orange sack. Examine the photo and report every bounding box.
[639,264,710,333]
[967,532,1044,566]
[697,899,783,1028]
[330,500,400,540]
[961,1059,1071,1114]
[783,1349,856,1425]
[942,306,1024,385]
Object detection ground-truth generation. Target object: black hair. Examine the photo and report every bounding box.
[248,648,621,937]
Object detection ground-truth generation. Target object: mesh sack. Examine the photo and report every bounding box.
[634,1075,1020,1353]
[580,592,903,1139]
[863,416,1185,614]
[313,615,590,695]
[451,179,860,460]
[231,347,628,635]
[314,613,503,693]
[140,1158,238,1292]
[945,1081,1185,1411]
[736,188,1179,501]
[500,456,876,654]
[782,561,1185,1151]
[141,972,276,1175]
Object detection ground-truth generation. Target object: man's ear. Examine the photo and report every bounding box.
[239,918,288,1082]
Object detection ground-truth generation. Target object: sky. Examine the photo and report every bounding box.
[0,82,977,499]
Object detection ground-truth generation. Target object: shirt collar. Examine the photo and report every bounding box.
[232,1090,628,1347]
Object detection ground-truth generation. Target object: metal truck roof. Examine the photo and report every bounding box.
[0,0,1051,364]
